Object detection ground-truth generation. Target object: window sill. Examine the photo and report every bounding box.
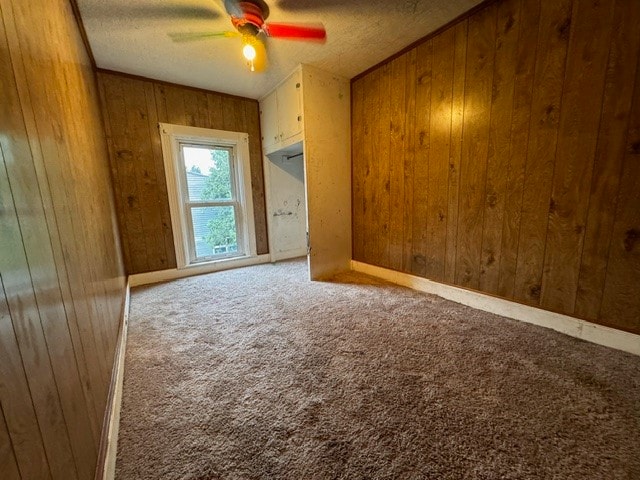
[183,253,250,270]
[129,254,272,287]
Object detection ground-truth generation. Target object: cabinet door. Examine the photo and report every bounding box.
[260,90,279,150]
[276,70,302,141]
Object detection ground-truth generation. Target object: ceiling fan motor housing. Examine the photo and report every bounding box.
[230,1,267,36]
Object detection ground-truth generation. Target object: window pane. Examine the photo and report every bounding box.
[182,146,232,201]
[190,206,239,259]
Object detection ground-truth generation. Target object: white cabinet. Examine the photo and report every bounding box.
[260,65,351,280]
[277,71,302,141]
[259,69,302,154]
[260,90,279,150]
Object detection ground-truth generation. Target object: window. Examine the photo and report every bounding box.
[160,124,256,268]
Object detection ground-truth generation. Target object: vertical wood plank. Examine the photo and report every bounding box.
[369,69,382,265]
[222,96,239,131]
[233,97,248,132]
[351,79,366,261]
[575,0,640,319]
[426,28,455,281]
[0,403,21,480]
[479,0,521,293]
[182,89,200,127]
[497,0,541,298]
[388,55,407,271]
[0,233,51,480]
[154,83,169,122]
[163,85,188,126]
[243,99,269,255]
[207,93,226,130]
[402,48,417,273]
[541,0,616,313]
[402,49,417,274]
[196,91,211,128]
[599,59,640,333]
[362,70,379,265]
[152,82,183,268]
[377,62,392,267]
[444,20,468,283]
[411,40,433,276]
[513,0,573,305]
[145,81,177,269]
[455,4,497,288]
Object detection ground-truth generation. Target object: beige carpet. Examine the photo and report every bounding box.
[116,259,640,479]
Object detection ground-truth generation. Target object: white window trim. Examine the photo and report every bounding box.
[159,123,257,269]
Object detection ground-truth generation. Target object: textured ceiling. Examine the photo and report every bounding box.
[76,0,482,99]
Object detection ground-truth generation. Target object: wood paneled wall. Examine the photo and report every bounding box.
[352,0,640,334]
[0,0,125,478]
[97,71,269,274]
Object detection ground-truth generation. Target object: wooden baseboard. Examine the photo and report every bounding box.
[94,281,130,480]
[351,261,640,357]
[129,254,272,287]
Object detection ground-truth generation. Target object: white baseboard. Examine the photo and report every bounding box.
[95,281,130,480]
[270,248,308,262]
[129,254,272,287]
[103,282,129,480]
[351,261,640,357]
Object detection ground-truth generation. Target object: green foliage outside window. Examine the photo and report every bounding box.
[201,149,237,249]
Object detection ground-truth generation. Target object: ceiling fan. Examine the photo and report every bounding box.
[169,0,327,72]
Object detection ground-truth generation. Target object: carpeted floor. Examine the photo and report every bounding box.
[116,259,640,479]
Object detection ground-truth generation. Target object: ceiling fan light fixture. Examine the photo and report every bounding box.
[242,42,257,61]
[242,38,258,72]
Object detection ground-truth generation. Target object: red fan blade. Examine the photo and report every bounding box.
[264,23,326,42]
